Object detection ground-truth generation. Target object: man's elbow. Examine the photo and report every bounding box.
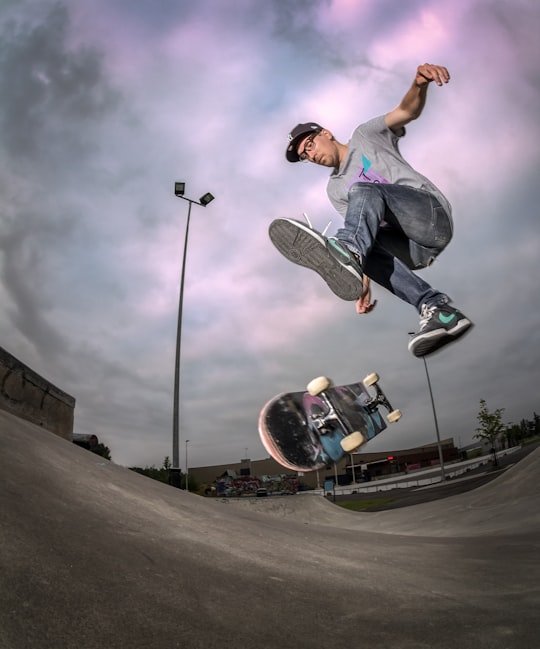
[400,104,422,122]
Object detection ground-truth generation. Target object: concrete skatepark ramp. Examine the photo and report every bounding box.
[1,408,539,649]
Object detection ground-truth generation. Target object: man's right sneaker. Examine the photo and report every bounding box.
[268,218,363,301]
[408,303,473,357]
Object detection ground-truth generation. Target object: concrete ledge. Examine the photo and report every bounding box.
[0,346,75,440]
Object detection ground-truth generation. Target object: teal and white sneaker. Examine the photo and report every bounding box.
[408,304,473,357]
[269,218,363,301]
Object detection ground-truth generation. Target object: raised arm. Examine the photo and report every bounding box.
[385,63,450,132]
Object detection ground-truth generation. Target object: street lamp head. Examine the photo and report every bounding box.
[174,182,186,197]
[199,192,215,206]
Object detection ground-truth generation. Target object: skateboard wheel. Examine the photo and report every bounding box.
[340,431,365,453]
[363,372,379,387]
[307,376,332,396]
[387,409,402,423]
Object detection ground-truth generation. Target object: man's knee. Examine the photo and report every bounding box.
[410,242,446,269]
[432,206,453,248]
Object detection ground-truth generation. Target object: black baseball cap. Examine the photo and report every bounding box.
[286,122,322,162]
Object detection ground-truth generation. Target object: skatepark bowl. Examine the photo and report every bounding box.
[1,408,539,649]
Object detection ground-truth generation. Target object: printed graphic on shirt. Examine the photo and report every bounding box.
[347,153,390,191]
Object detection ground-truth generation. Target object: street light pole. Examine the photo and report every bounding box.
[409,333,446,482]
[170,182,214,488]
[185,439,190,492]
[421,355,446,482]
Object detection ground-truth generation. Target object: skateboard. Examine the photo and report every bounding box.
[259,374,401,472]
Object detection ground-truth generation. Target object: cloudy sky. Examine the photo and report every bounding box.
[1,0,539,471]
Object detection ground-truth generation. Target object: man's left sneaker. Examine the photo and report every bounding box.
[408,304,473,357]
[269,218,364,301]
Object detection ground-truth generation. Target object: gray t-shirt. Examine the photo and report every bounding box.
[326,114,452,221]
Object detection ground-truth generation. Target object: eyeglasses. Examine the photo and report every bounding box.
[298,131,322,161]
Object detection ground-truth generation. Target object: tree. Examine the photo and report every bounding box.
[129,457,199,492]
[130,458,171,485]
[474,399,506,466]
[91,443,112,460]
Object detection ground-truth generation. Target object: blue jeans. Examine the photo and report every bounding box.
[335,183,453,312]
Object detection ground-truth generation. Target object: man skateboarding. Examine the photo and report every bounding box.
[277,63,472,357]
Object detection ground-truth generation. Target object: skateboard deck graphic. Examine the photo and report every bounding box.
[258,374,401,472]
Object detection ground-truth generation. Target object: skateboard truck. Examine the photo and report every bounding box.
[361,373,402,423]
[306,374,402,453]
[306,376,365,453]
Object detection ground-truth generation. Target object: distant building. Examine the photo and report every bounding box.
[189,438,460,492]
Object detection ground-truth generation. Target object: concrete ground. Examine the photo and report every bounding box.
[1,409,539,649]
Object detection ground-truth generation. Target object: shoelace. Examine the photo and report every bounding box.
[302,212,332,235]
[302,212,362,267]
[419,304,437,330]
